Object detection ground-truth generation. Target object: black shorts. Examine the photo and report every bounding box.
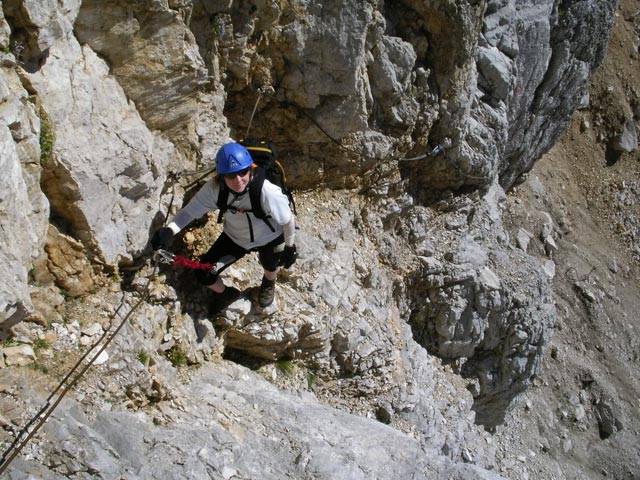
[195,232,285,286]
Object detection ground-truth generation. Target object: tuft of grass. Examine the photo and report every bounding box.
[137,350,149,365]
[1,339,18,348]
[30,362,49,374]
[212,14,225,37]
[276,358,295,377]
[39,112,55,167]
[32,338,48,352]
[306,371,316,390]
[166,347,187,368]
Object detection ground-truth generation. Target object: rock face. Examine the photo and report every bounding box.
[216,0,616,191]
[0,42,48,328]
[405,184,555,427]
[0,0,619,477]
[1,364,504,480]
[31,39,177,266]
[0,0,615,319]
[74,0,228,160]
[497,0,617,187]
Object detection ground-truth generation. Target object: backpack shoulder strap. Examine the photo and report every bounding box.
[249,168,276,232]
[216,169,276,232]
[216,184,230,224]
[249,167,267,219]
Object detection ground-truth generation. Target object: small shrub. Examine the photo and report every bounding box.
[306,371,316,390]
[166,347,187,367]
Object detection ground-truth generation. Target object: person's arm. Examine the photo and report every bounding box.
[266,185,297,264]
[282,216,296,247]
[170,180,219,233]
[151,180,218,249]
[259,181,298,267]
[280,216,297,268]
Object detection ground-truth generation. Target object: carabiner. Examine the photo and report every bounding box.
[429,144,445,157]
[153,249,175,265]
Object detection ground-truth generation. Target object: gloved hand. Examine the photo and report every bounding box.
[280,245,298,269]
[151,227,174,250]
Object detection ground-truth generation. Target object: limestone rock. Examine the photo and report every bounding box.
[26,38,176,265]
[214,289,328,361]
[0,0,621,477]
[25,284,64,326]
[2,0,80,67]
[44,224,99,297]
[3,344,35,366]
[595,399,623,439]
[406,183,556,428]
[477,45,513,101]
[0,65,48,329]
[611,115,638,153]
[0,7,10,48]
[1,364,506,479]
[74,0,227,157]
[498,0,616,187]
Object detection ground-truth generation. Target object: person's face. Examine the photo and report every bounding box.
[223,167,251,193]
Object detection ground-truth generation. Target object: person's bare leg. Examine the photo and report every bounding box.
[207,277,225,293]
[263,268,278,281]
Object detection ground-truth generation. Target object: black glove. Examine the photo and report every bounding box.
[151,227,174,250]
[280,245,298,269]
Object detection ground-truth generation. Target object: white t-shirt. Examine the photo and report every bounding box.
[168,178,294,250]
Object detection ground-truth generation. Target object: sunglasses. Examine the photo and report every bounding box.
[223,167,251,180]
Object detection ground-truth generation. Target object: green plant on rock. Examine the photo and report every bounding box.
[39,112,55,167]
[30,361,48,375]
[306,371,316,390]
[276,358,295,377]
[166,346,187,367]
[211,14,226,37]
[32,337,48,353]
[137,350,149,365]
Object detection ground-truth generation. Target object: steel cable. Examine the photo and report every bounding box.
[0,268,157,475]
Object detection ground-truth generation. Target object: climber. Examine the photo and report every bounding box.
[151,142,297,310]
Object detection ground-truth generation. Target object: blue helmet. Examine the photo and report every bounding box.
[215,142,253,174]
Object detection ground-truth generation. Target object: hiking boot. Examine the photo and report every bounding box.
[209,286,241,314]
[258,277,276,308]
